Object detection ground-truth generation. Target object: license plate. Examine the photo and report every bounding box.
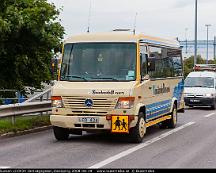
[111,116,129,133]
[79,117,99,123]
[190,99,200,103]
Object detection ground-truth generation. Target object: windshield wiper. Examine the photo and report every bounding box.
[64,75,88,81]
[193,86,206,88]
[91,77,119,81]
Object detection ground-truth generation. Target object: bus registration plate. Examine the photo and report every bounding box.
[111,116,129,133]
[79,117,99,123]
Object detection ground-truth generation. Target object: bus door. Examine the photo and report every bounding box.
[139,44,157,121]
[144,46,172,121]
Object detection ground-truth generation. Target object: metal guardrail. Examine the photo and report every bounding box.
[0,87,52,124]
[25,87,52,102]
[0,101,51,119]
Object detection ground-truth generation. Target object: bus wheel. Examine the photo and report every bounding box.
[167,104,177,128]
[53,126,69,140]
[129,112,146,143]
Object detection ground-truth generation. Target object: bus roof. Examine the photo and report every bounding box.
[65,31,180,48]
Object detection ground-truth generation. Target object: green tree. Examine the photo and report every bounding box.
[0,0,64,94]
[184,55,204,78]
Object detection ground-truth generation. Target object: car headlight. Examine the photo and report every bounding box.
[115,97,135,109]
[205,93,214,97]
[51,96,63,108]
[184,93,188,97]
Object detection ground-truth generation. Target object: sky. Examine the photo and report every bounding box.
[48,0,216,41]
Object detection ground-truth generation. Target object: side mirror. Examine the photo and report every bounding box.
[142,74,150,81]
[140,53,148,77]
[148,61,155,72]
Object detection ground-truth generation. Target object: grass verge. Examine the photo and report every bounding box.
[0,115,51,135]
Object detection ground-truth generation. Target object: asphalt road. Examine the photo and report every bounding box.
[0,107,216,169]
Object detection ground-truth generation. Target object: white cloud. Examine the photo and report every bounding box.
[49,0,216,41]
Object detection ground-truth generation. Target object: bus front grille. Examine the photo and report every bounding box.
[62,96,117,115]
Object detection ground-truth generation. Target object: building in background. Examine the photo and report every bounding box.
[180,40,216,60]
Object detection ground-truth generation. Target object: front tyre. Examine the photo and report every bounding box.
[53,126,69,140]
[129,112,146,143]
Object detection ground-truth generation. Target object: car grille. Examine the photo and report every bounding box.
[186,94,204,97]
[62,96,117,115]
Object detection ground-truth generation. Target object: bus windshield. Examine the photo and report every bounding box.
[60,43,136,81]
[185,77,214,88]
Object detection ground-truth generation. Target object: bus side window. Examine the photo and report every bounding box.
[148,46,162,78]
[140,45,148,77]
[167,49,183,77]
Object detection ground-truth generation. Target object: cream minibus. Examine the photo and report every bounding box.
[50,31,184,143]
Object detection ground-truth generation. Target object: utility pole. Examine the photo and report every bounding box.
[205,24,211,64]
[194,0,198,67]
[87,0,92,33]
[133,12,138,35]
[185,28,188,54]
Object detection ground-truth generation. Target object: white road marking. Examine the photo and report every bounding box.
[204,113,215,118]
[89,121,195,169]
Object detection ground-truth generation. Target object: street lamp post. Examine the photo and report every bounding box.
[194,0,198,67]
[214,36,216,60]
[205,24,211,64]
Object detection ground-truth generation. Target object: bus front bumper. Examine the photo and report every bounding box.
[50,115,138,130]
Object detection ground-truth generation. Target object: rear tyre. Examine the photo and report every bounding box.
[129,112,146,143]
[166,104,177,128]
[53,126,69,140]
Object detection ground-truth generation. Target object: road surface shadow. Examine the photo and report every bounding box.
[54,124,176,144]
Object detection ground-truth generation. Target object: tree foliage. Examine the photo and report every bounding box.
[0,0,64,92]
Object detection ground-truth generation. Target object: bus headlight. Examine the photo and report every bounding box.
[51,96,63,108]
[115,97,135,109]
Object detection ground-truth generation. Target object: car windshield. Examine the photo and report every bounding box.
[184,77,214,88]
[60,43,136,81]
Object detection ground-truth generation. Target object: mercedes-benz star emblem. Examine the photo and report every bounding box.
[84,98,94,107]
